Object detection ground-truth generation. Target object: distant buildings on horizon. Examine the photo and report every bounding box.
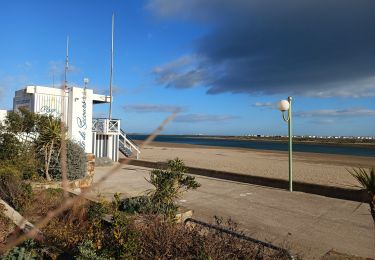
[245,134,374,140]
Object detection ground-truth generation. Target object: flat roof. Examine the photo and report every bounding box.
[19,85,111,104]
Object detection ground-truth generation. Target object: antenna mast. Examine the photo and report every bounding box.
[64,36,69,89]
[109,13,114,119]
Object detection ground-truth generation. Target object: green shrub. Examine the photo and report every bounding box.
[66,140,87,180]
[147,158,200,219]
[107,209,139,259]
[121,196,153,214]
[2,240,39,260]
[120,158,200,220]
[43,194,139,259]
[0,167,33,212]
[0,133,21,161]
[348,167,375,226]
[0,154,40,181]
[77,240,110,260]
[43,139,87,181]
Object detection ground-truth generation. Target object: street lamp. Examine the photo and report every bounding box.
[278,96,293,192]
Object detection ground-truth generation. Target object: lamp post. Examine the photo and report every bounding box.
[278,97,293,192]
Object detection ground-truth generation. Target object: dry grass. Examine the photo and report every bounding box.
[136,216,291,260]
[0,204,17,253]
[1,111,178,253]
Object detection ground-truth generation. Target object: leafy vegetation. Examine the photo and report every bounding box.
[0,109,86,181]
[0,167,33,212]
[46,140,87,180]
[35,116,62,181]
[0,204,14,246]
[2,189,290,259]
[349,167,375,225]
[0,110,291,258]
[121,158,200,220]
[2,240,39,260]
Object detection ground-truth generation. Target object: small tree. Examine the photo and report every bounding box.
[0,133,21,161]
[36,116,62,181]
[5,108,39,147]
[349,167,375,227]
[147,158,200,219]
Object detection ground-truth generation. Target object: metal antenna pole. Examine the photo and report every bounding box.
[64,36,69,89]
[109,13,114,119]
[61,36,69,197]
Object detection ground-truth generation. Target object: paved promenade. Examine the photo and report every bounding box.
[88,164,375,259]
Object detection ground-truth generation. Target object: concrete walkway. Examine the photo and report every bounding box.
[88,165,375,259]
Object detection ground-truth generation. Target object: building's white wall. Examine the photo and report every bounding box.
[68,87,93,153]
[12,85,99,154]
[0,110,7,123]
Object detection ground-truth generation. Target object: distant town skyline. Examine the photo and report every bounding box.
[0,0,374,136]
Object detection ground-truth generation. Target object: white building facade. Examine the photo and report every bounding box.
[9,85,139,161]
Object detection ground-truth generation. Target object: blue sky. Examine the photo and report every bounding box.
[0,0,374,136]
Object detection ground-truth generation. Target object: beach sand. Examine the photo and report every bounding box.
[133,141,375,188]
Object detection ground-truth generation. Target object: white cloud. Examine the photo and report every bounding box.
[123,104,184,113]
[152,55,209,89]
[253,102,276,109]
[174,113,239,123]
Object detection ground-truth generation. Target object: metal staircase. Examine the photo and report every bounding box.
[119,129,140,159]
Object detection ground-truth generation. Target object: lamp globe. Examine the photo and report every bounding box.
[278,100,290,112]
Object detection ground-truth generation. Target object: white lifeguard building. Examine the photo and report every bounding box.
[9,84,140,161]
[1,16,137,161]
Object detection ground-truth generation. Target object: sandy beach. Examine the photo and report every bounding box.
[134,141,375,188]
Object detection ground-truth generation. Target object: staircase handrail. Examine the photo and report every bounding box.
[120,129,141,156]
[120,129,139,150]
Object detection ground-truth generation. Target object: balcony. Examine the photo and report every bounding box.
[92,118,120,134]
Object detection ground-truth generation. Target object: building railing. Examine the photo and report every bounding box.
[92,118,120,134]
[119,129,141,159]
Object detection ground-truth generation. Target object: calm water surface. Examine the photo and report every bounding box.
[128,135,375,157]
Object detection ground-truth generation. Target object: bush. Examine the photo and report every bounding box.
[147,158,200,219]
[2,240,38,260]
[45,139,87,181]
[0,133,21,161]
[66,140,87,180]
[14,190,292,259]
[121,196,153,214]
[0,154,40,181]
[136,216,290,260]
[23,189,65,223]
[77,240,109,260]
[43,194,139,259]
[120,158,200,220]
[0,204,14,245]
[0,167,33,212]
[348,167,375,226]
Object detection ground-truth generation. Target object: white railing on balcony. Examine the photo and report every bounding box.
[92,118,120,134]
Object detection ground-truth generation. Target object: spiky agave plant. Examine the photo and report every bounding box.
[349,167,375,226]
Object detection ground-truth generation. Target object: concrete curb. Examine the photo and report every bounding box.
[0,199,41,236]
[119,159,367,202]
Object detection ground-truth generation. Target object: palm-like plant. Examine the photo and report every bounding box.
[349,167,375,226]
[36,116,62,181]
